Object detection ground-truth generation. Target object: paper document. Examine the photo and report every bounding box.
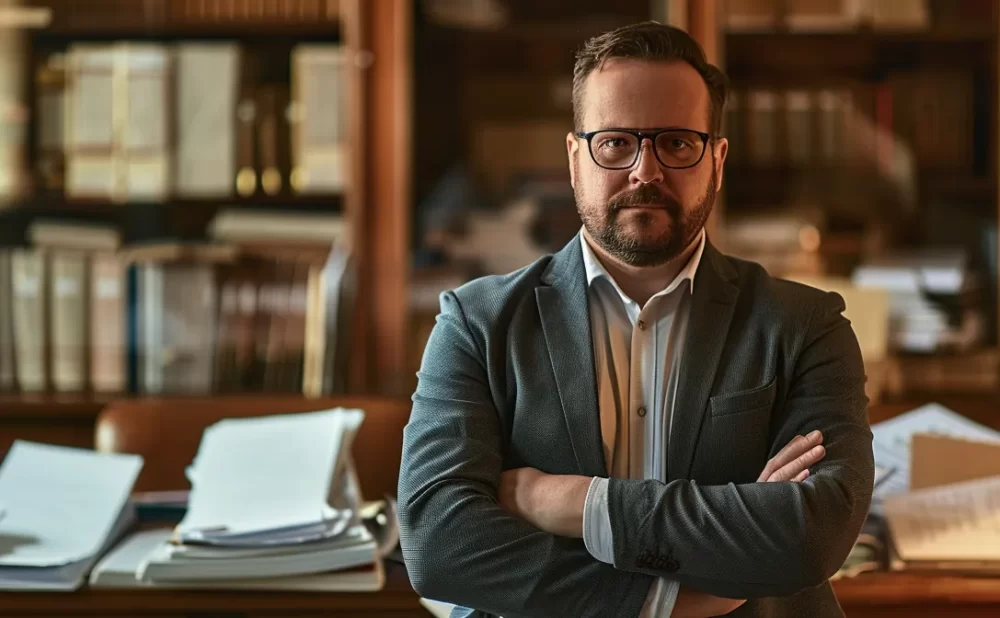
[871,403,1000,500]
[910,434,1000,490]
[874,465,894,490]
[0,441,142,567]
[178,408,364,540]
[421,599,458,618]
[884,474,1000,563]
[0,504,136,591]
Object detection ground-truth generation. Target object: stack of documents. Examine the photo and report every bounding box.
[870,403,1000,574]
[90,407,387,590]
[0,441,143,590]
[883,474,1000,574]
[852,249,981,353]
[871,403,1000,506]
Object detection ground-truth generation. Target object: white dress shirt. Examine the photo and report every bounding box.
[580,227,706,617]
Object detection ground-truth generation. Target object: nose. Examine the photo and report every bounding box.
[629,137,664,185]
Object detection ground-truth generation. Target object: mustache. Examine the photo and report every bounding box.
[608,185,679,212]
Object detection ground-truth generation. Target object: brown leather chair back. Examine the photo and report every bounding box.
[95,395,412,499]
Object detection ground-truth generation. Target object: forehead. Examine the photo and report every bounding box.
[580,58,710,131]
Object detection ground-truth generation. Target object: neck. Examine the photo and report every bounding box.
[583,228,701,307]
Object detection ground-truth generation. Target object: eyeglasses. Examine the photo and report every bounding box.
[574,128,710,170]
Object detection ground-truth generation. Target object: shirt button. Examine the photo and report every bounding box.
[637,320,646,330]
[637,406,647,417]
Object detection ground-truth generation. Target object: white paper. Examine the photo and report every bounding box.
[874,464,892,486]
[0,504,136,591]
[884,474,1000,562]
[89,527,171,586]
[0,441,142,566]
[421,599,458,618]
[871,403,1000,502]
[178,408,364,539]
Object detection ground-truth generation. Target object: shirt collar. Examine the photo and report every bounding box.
[580,227,706,301]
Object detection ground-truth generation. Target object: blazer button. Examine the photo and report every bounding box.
[637,406,647,417]
[663,558,680,573]
[635,552,649,568]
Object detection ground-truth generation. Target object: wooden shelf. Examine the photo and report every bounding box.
[723,166,995,209]
[919,173,997,202]
[725,27,995,80]
[726,26,996,45]
[6,194,344,213]
[34,24,342,41]
[0,394,112,418]
[31,1,342,40]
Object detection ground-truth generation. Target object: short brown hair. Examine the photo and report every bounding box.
[572,21,728,136]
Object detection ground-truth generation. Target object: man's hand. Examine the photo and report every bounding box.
[674,430,826,617]
[672,588,747,618]
[757,429,825,482]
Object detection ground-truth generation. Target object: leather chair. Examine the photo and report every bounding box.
[94,395,412,499]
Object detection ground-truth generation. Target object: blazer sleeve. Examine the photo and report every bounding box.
[604,291,875,599]
[397,290,654,618]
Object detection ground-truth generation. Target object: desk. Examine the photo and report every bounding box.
[2,565,999,617]
[1,396,997,616]
[835,573,1000,617]
[0,562,427,618]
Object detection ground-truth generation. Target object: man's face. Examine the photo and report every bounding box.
[567,59,728,267]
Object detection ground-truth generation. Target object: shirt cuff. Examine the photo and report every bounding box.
[582,476,614,564]
[640,578,681,617]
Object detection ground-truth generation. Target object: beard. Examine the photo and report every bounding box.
[576,166,716,267]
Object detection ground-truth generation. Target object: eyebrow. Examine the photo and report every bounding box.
[591,126,704,133]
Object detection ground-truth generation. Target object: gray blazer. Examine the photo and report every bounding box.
[398,233,874,618]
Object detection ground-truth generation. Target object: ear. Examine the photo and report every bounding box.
[566,132,579,190]
[711,137,728,192]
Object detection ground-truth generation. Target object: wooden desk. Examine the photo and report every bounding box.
[0,396,996,616]
[2,566,998,617]
[0,562,427,618]
[835,573,1000,617]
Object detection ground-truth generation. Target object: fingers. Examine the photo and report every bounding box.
[768,444,825,482]
[757,430,824,482]
[792,469,809,482]
[674,589,746,618]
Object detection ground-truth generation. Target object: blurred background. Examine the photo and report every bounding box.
[0,0,995,410]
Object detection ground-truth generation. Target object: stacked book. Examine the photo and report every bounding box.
[0,441,143,591]
[90,407,390,590]
[852,248,984,354]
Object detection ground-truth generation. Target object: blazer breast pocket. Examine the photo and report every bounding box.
[710,377,777,417]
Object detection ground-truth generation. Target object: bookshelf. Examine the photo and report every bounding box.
[0,0,412,429]
[715,0,999,399]
[404,0,1000,401]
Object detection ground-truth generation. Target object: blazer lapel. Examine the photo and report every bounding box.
[668,242,740,481]
[536,234,607,478]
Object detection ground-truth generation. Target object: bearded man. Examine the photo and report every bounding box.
[398,21,873,618]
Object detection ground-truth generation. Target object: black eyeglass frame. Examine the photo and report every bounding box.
[573,128,712,170]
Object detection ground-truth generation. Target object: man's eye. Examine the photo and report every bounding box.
[669,139,691,150]
[600,138,627,149]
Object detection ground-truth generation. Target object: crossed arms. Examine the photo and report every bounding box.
[397,290,875,618]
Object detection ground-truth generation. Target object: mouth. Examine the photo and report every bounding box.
[620,203,668,210]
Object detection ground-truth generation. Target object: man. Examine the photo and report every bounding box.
[399,21,874,618]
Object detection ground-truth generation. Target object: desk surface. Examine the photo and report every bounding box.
[835,573,1000,606]
[2,562,425,616]
[2,396,998,616]
[3,565,1000,617]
